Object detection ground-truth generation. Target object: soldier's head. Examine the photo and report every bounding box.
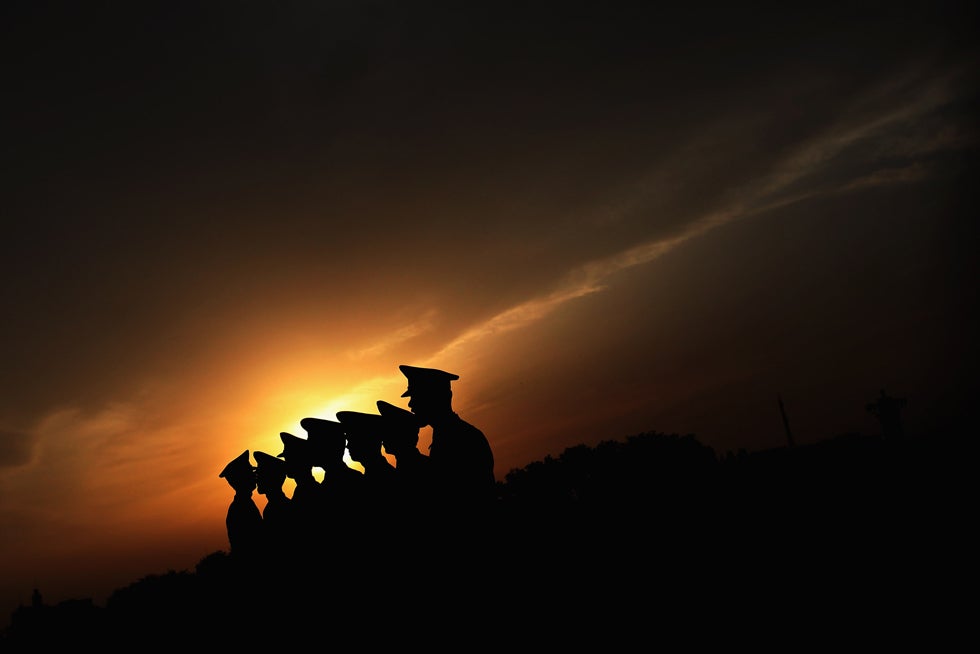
[277,431,314,480]
[376,400,422,457]
[219,450,256,494]
[300,417,347,467]
[254,450,287,495]
[398,364,458,425]
[336,410,385,465]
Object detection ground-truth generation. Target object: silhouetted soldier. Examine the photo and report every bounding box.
[398,364,497,520]
[395,366,503,611]
[301,416,363,517]
[377,399,439,507]
[337,410,398,500]
[252,449,297,593]
[207,451,263,633]
[375,399,442,569]
[218,450,263,567]
[866,389,908,441]
[342,406,443,591]
[277,431,319,510]
[254,451,296,547]
[337,410,396,517]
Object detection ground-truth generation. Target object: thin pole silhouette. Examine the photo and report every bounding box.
[778,394,795,448]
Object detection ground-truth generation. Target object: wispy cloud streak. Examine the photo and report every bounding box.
[431,65,967,363]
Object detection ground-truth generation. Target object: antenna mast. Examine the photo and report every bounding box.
[777,394,795,448]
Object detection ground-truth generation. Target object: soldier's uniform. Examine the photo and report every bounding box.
[219,450,263,563]
[398,365,497,515]
[377,399,439,505]
[254,451,295,545]
[301,416,363,519]
[277,432,321,515]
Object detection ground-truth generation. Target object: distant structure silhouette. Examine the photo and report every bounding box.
[866,389,908,441]
[778,394,795,447]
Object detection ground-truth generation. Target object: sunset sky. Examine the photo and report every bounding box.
[1,1,976,624]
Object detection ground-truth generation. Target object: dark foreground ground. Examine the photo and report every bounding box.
[2,429,967,648]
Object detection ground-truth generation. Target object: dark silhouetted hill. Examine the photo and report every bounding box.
[2,427,965,647]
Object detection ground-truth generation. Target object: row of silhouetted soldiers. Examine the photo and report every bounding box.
[3,381,937,644]
[218,364,499,589]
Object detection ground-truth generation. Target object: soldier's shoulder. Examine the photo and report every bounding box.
[451,414,485,432]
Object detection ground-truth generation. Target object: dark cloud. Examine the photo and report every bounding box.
[0,430,33,468]
[3,0,976,412]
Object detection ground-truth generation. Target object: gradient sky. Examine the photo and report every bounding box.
[1,0,977,624]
